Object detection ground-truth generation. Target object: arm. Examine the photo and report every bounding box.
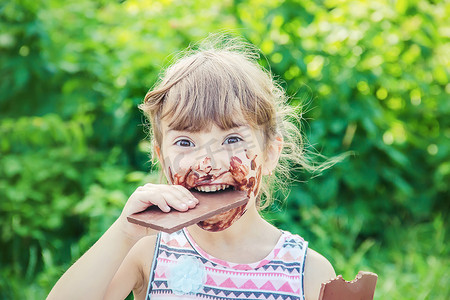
[47,220,140,300]
[47,184,198,300]
[304,248,336,300]
[103,235,158,300]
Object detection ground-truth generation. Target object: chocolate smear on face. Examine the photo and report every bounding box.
[168,155,261,232]
[251,159,257,171]
[171,166,193,187]
[168,166,174,184]
[168,157,226,189]
[245,149,256,160]
[229,156,249,188]
[197,205,247,232]
[246,177,256,197]
[185,171,201,188]
[199,157,212,173]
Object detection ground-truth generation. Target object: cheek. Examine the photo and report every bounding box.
[172,156,194,173]
[229,154,264,198]
[163,155,195,185]
[245,164,263,198]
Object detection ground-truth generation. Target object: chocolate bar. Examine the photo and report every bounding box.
[127,190,249,233]
[318,271,378,300]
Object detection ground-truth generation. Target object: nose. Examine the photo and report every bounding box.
[193,145,229,174]
[196,156,213,173]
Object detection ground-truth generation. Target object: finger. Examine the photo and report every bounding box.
[153,199,172,213]
[136,184,195,211]
[143,183,155,189]
[161,185,197,210]
[134,191,172,213]
[160,189,190,211]
[125,190,159,214]
[172,185,199,204]
[161,186,200,211]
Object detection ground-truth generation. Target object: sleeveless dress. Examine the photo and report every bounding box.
[145,228,308,300]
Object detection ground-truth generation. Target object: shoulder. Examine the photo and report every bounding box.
[133,234,159,287]
[125,235,160,298]
[303,247,336,300]
[133,234,159,259]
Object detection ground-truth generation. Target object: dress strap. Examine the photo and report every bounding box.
[301,246,308,300]
[145,232,162,299]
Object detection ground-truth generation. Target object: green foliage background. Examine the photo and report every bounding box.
[1,0,448,299]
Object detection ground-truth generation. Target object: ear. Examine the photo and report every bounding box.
[263,135,283,175]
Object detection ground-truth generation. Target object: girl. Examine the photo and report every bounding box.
[48,36,335,300]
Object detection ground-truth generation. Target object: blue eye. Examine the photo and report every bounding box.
[175,139,194,147]
[223,136,243,145]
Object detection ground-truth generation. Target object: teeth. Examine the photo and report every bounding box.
[194,184,230,192]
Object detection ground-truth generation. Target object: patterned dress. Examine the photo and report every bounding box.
[146,228,308,300]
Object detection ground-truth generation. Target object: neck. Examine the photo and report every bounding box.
[186,205,280,253]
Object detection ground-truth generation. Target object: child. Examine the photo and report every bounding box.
[48,35,335,300]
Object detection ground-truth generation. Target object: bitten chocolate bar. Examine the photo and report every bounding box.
[127,190,249,233]
[319,271,378,300]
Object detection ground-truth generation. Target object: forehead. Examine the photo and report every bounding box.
[162,122,251,137]
[161,102,247,133]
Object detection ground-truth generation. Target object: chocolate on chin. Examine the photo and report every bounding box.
[127,189,249,234]
[318,271,378,300]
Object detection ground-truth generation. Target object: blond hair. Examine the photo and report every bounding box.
[140,34,318,209]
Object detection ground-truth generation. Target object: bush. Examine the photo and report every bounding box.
[1,0,448,299]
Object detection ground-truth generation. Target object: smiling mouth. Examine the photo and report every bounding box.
[192,184,236,193]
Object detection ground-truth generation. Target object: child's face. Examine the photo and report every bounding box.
[156,120,271,232]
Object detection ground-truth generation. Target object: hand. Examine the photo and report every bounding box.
[118,183,198,240]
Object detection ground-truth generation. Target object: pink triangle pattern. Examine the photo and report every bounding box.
[205,275,217,286]
[273,248,281,257]
[219,278,238,289]
[166,238,180,248]
[260,281,277,291]
[232,264,254,271]
[278,282,294,294]
[256,259,272,269]
[240,279,258,290]
[280,251,295,262]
